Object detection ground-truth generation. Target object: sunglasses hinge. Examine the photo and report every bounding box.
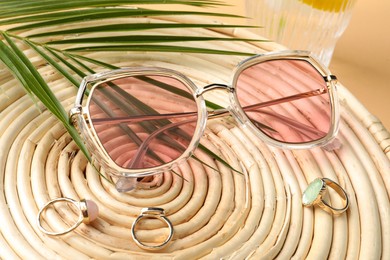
[69,106,82,125]
[325,74,337,83]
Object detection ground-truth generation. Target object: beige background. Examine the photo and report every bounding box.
[178,0,390,129]
[331,0,390,130]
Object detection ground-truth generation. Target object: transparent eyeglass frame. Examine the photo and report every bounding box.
[69,50,340,179]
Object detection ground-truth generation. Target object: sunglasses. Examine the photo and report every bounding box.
[70,50,339,182]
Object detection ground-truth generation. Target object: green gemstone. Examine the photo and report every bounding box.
[302,178,323,205]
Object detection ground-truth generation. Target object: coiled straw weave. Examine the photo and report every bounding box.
[0,17,389,259]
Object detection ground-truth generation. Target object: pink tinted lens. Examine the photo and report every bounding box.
[236,59,332,143]
[88,75,198,169]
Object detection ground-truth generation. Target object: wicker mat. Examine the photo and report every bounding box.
[0,17,389,259]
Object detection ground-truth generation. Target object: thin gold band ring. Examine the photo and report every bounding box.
[302,178,349,215]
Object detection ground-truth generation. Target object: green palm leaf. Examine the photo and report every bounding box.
[7,9,245,32]
[0,1,226,19]
[0,0,257,175]
[27,23,254,38]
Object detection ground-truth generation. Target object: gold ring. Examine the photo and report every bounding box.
[302,178,349,215]
[131,207,174,250]
[37,198,99,236]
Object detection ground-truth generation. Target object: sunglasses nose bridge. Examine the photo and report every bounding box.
[196,83,232,97]
[197,83,248,126]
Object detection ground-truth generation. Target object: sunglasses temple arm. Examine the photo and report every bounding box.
[245,88,341,149]
[126,109,330,167]
[242,88,327,111]
[253,109,325,137]
[92,88,325,125]
[127,118,196,169]
[91,88,338,147]
[91,112,198,125]
[251,109,340,149]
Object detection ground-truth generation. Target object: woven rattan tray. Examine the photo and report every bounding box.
[0,17,389,259]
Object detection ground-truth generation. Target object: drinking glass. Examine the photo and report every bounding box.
[245,0,356,66]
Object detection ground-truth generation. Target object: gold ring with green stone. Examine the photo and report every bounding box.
[302,178,349,215]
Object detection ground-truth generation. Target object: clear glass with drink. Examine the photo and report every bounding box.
[245,0,356,66]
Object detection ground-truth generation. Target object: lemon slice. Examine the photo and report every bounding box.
[300,0,350,12]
